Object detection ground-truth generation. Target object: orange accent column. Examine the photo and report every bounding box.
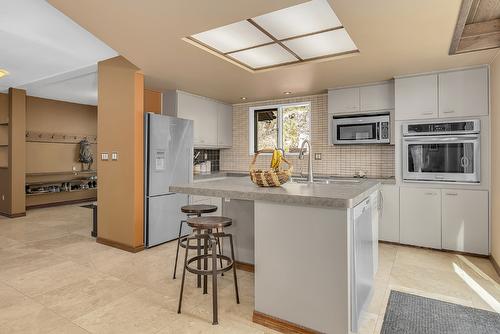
[97,56,144,252]
[8,88,26,217]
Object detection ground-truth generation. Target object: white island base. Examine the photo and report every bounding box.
[222,198,378,334]
[171,177,380,333]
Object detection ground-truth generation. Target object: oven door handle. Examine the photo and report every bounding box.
[403,135,480,142]
[460,156,470,168]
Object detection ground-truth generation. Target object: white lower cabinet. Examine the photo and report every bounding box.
[400,187,442,249]
[189,195,222,216]
[378,185,399,243]
[442,190,489,255]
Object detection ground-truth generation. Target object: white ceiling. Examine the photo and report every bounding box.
[0,0,117,105]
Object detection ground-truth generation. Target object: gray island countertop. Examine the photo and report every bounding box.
[170,176,381,209]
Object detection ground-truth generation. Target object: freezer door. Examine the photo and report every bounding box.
[147,114,193,197]
[146,193,189,247]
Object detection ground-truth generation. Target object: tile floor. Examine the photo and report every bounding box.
[0,205,499,334]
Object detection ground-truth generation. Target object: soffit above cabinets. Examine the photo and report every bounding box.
[185,0,358,72]
[0,0,116,103]
[449,0,500,54]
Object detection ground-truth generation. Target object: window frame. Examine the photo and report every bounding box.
[248,101,311,155]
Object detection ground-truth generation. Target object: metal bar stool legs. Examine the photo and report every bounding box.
[172,220,186,279]
[177,216,239,325]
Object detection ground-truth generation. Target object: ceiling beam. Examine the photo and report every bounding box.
[449,0,475,55]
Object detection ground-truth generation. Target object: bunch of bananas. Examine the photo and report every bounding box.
[270,149,283,171]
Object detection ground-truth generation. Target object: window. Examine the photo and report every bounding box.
[249,102,311,154]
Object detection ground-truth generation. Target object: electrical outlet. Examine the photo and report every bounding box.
[111,152,118,161]
[101,152,109,161]
[314,153,322,160]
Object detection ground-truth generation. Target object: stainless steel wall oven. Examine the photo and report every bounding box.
[402,119,480,183]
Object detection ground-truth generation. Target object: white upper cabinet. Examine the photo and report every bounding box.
[442,190,489,255]
[360,82,394,111]
[164,90,232,148]
[177,92,218,147]
[395,74,438,120]
[217,102,233,148]
[328,87,360,114]
[438,67,489,118]
[329,82,395,115]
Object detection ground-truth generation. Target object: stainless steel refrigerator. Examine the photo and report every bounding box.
[144,113,193,248]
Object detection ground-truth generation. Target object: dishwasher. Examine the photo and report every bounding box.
[350,197,375,333]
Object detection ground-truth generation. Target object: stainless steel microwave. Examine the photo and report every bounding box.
[402,119,481,183]
[332,114,390,144]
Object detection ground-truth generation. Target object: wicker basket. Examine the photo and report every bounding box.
[249,149,293,187]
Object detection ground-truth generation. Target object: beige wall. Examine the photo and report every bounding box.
[144,89,162,114]
[26,96,97,173]
[221,94,395,178]
[491,52,500,265]
[97,56,144,251]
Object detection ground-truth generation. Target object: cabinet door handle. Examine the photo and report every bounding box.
[424,192,437,196]
[443,110,455,114]
[422,112,434,115]
[445,192,458,196]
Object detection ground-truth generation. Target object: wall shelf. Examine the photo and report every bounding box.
[26,170,96,177]
[26,188,98,197]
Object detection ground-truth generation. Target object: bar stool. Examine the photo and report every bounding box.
[177,216,240,325]
[172,204,224,285]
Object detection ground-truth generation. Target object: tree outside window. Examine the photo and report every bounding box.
[252,103,311,154]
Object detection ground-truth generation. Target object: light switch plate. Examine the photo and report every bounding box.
[101,153,109,161]
[314,153,322,160]
[111,152,118,161]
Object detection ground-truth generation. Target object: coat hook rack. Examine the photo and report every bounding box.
[25,131,97,144]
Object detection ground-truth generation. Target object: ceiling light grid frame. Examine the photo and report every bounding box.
[184,1,359,72]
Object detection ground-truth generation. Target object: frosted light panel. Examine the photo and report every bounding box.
[252,0,342,40]
[192,21,272,53]
[230,44,297,69]
[283,28,357,59]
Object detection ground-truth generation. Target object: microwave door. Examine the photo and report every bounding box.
[336,123,377,143]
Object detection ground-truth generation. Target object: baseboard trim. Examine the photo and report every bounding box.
[0,212,26,218]
[491,255,500,278]
[97,237,144,253]
[26,197,97,210]
[379,240,490,258]
[253,311,320,334]
[236,261,254,273]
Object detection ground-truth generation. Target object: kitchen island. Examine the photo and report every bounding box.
[170,177,381,334]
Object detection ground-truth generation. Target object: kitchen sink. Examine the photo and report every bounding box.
[292,177,363,184]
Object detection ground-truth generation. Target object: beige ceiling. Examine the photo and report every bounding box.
[49,0,499,104]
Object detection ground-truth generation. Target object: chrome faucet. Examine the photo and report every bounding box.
[298,139,313,183]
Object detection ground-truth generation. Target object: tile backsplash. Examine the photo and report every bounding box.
[220,94,395,178]
[194,149,220,172]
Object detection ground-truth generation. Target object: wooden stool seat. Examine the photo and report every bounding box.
[187,216,232,229]
[181,204,217,215]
